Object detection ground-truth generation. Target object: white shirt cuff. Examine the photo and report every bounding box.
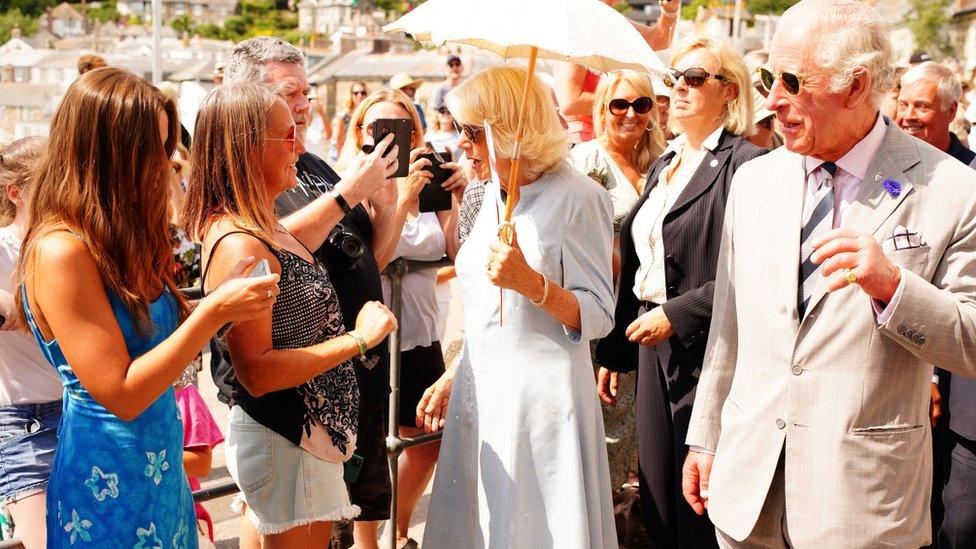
[872,267,907,325]
[689,445,715,455]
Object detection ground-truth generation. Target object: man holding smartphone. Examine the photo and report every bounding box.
[222,37,412,548]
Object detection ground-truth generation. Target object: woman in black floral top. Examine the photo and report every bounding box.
[182,83,398,545]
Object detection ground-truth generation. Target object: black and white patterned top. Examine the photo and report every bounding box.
[269,246,359,461]
[205,231,359,462]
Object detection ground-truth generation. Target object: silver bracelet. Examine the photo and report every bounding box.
[530,273,550,308]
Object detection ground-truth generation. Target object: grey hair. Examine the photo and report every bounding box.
[780,0,894,107]
[901,61,962,110]
[224,36,304,87]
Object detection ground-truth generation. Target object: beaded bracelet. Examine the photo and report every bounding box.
[346,330,368,361]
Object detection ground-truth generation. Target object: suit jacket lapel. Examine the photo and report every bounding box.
[666,131,735,219]
[771,152,807,330]
[802,126,919,320]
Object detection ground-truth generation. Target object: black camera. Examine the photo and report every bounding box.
[323,223,365,271]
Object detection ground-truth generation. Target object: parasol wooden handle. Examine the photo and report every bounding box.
[498,46,538,326]
[501,46,539,224]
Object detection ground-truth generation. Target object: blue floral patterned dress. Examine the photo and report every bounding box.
[24,289,197,548]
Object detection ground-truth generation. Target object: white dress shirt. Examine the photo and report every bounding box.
[631,126,725,303]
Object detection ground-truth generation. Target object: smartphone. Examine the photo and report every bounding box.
[249,258,270,278]
[370,118,412,178]
[417,151,453,213]
[343,453,365,483]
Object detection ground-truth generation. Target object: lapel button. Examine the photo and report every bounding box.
[710,159,719,168]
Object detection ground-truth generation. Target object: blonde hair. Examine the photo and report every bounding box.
[0,136,45,227]
[592,71,665,175]
[446,66,568,181]
[670,34,755,136]
[336,89,424,171]
[182,83,282,245]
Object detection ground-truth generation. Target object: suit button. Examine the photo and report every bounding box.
[905,329,916,339]
[666,254,675,261]
[918,336,926,345]
[791,365,803,376]
[667,285,677,294]
[897,324,907,335]
[776,419,786,429]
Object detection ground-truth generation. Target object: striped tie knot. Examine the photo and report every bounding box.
[820,161,837,177]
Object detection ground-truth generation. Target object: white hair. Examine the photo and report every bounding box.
[901,61,962,111]
[224,36,304,87]
[779,0,894,107]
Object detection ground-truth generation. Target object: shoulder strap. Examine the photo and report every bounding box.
[200,230,275,296]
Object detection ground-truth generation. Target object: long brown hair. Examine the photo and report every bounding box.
[0,136,46,227]
[182,82,280,245]
[16,67,184,334]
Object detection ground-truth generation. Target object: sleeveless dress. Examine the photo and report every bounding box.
[24,289,197,549]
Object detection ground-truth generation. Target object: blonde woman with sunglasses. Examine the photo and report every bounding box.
[594,34,768,548]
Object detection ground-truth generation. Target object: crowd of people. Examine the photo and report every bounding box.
[4,0,976,547]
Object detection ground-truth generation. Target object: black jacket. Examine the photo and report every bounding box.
[596,129,767,373]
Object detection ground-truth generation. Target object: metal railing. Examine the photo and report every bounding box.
[383,257,451,549]
[0,257,451,549]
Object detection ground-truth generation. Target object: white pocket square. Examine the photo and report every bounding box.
[886,225,925,250]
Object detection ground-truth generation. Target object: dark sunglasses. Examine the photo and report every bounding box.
[452,120,483,140]
[352,89,368,96]
[448,61,462,68]
[437,106,451,115]
[608,97,655,116]
[664,67,727,88]
[758,67,804,96]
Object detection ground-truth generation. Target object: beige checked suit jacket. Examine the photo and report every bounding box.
[686,122,976,547]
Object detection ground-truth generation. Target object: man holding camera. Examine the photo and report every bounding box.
[222,37,417,548]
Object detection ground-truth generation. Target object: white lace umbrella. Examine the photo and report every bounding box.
[384,0,668,225]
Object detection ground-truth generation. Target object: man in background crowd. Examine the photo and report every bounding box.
[896,61,976,167]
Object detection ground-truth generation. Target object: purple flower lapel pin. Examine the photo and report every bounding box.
[882,178,901,198]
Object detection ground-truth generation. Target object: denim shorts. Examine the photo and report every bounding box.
[0,400,61,506]
[225,406,360,535]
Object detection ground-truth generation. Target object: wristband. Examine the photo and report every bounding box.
[530,273,550,308]
[346,330,368,361]
[331,188,353,214]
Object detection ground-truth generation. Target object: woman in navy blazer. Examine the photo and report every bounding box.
[595,35,768,548]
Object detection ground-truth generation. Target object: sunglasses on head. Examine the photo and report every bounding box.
[664,67,727,88]
[452,120,483,141]
[758,67,804,96]
[608,96,655,116]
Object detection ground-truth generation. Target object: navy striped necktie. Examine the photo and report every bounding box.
[798,161,837,318]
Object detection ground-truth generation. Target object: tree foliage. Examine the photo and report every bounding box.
[907,0,952,56]
[0,9,40,43]
[745,0,799,15]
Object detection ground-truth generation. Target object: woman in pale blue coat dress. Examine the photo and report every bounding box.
[421,66,617,549]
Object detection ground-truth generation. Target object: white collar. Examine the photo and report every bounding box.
[663,125,726,157]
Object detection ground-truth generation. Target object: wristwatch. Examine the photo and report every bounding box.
[330,188,352,214]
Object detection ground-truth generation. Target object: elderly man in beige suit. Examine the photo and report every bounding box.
[681,0,976,547]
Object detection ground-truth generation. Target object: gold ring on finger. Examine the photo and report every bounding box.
[843,268,858,285]
[266,287,274,299]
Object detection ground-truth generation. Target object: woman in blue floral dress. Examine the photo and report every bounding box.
[15,68,279,548]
